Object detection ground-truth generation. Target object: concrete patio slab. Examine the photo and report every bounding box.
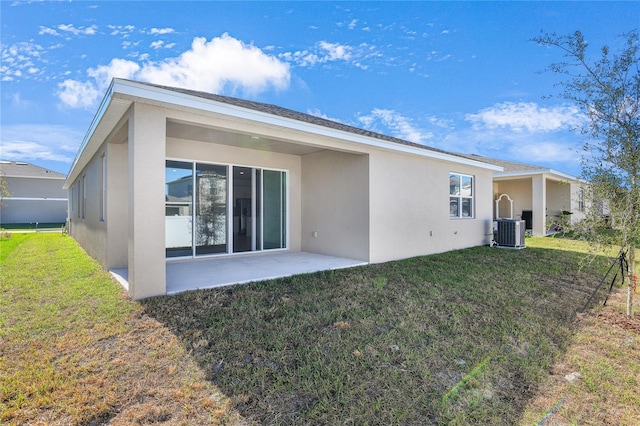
[110,251,368,296]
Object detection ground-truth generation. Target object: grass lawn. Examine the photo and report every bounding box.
[0,232,244,425]
[2,233,639,425]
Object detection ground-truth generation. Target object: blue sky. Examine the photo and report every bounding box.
[1,1,638,177]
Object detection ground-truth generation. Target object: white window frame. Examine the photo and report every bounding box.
[100,153,106,221]
[81,174,86,219]
[449,172,474,219]
[165,157,289,260]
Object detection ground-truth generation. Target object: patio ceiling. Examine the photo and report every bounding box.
[166,119,328,157]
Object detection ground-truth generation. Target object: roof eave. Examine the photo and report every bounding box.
[494,169,579,181]
[65,78,503,190]
[63,80,117,189]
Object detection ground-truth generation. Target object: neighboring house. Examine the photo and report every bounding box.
[64,78,502,300]
[0,161,67,225]
[459,155,585,236]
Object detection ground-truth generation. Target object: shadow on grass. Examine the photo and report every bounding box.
[141,245,612,425]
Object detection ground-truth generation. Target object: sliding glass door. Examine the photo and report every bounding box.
[195,163,227,255]
[166,160,287,257]
[165,161,193,258]
[263,170,286,250]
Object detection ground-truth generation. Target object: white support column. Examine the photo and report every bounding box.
[532,175,547,236]
[127,103,167,299]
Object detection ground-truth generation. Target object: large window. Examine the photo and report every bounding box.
[449,173,474,218]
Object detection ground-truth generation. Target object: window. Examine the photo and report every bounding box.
[76,182,81,218]
[100,153,106,221]
[449,173,474,218]
[81,174,86,219]
[70,183,74,215]
[577,188,585,212]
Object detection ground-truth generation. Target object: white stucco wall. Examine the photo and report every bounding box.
[68,144,108,267]
[368,150,495,263]
[301,150,369,261]
[67,88,501,300]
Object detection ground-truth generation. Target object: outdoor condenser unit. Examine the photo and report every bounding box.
[493,219,526,249]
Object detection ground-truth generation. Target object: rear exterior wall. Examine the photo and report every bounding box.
[368,149,494,264]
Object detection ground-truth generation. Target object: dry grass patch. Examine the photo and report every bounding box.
[520,289,640,426]
[0,233,245,425]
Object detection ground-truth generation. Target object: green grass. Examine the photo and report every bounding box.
[0,233,240,425]
[4,233,637,425]
[142,238,617,425]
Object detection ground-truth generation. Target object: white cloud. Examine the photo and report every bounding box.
[57,24,98,36]
[150,27,175,35]
[38,26,60,36]
[149,40,175,50]
[56,79,102,108]
[319,41,351,61]
[280,40,358,67]
[358,108,432,144]
[465,102,584,132]
[348,19,358,30]
[108,24,135,37]
[0,124,83,163]
[86,57,141,89]
[1,42,45,81]
[508,140,579,165]
[57,33,290,108]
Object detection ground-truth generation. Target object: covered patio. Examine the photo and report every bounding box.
[110,251,367,296]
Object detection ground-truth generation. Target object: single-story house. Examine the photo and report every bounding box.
[0,161,68,225]
[64,78,502,300]
[457,155,585,236]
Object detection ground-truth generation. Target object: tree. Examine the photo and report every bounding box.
[533,30,639,317]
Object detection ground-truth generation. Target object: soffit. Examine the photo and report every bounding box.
[64,96,132,188]
[166,120,326,156]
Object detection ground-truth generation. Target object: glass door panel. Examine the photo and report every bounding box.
[165,160,193,257]
[195,163,228,255]
[263,170,286,249]
[233,166,253,253]
[255,169,262,251]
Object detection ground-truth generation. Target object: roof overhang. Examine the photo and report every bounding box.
[494,169,581,182]
[65,79,502,188]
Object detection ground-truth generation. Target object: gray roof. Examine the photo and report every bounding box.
[0,161,66,179]
[131,80,489,165]
[453,154,552,173]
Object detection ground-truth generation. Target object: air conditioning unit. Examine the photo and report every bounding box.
[493,219,526,249]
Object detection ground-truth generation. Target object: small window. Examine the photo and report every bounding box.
[449,173,474,218]
[100,154,106,221]
[81,174,86,219]
[577,188,585,212]
[77,182,81,218]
